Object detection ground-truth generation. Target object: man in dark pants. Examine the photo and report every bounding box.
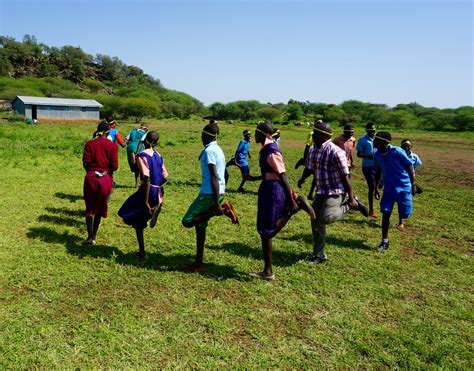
[356,122,378,218]
[298,122,368,264]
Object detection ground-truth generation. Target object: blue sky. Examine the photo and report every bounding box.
[0,0,472,108]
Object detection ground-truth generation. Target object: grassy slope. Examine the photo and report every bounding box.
[0,119,472,368]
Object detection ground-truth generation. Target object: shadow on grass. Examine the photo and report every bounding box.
[26,227,243,280]
[166,179,201,188]
[38,214,83,228]
[225,189,259,196]
[45,207,84,218]
[207,242,309,266]
[281,233,372,250]
[55,192,83,203]
[113,183,135,189]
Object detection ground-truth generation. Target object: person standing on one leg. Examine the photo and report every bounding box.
[356,122,377,218]
[82,121,118,245]
[227,129,259,192]
[298,121,368,264]
[252,123,315,280]
[373,132,416,251]
[181,121,239,273]
[397,138,422,231]
[118,131,168,260]
[125,123,148,187]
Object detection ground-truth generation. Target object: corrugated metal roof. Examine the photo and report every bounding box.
[14,96,103,108]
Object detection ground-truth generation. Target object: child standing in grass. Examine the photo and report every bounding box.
[118,131,168,260]
[181,121,238,273]
[82,121,118,245]
[251,122,315,280]
[373,132,415,251]
[397,138,423,230]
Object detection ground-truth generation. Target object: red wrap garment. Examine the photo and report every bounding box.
[82,137,118,217]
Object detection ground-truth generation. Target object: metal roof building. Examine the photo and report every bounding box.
[12,96,103,121]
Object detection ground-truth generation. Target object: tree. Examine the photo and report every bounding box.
[257,106,281,122]
[286,103,303,121]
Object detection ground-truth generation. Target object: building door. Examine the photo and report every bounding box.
[32,105,37,120]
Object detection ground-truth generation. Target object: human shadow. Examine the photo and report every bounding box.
[45,207,84,218]
[225,189,259,196]
[26,227,243,280]
[281,233,371,250]
[166,179,201,188]
[55,192,83,203]
[38,214,83,228]
[113,183,135,189]
[207,242,308,267]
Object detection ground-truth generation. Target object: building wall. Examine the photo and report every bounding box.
[36,105,99,120]
[12,99,25,115]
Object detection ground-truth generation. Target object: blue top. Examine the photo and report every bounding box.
[199,141,226,195]
[235,138,250,166]
[107,128,118,143]
[374,146,413,193]
[356,134,376,168]
[408,152,422,172]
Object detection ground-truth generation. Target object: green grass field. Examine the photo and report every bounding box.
[0,119,473,368]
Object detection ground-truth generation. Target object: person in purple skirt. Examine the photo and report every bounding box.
[118,131,168,260]
[250,122,315,281]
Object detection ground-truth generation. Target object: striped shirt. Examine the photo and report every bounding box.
[307,139,350,195]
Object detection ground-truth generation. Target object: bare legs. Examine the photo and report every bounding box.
[83,215,101,244]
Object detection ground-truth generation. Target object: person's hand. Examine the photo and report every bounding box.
[297,178,304,188]
[289,200,299,214]
[215,204,224,216]
[348,196,357,209]
[146,203,153,215]
[411,183,416,197]
[374,189,380,200]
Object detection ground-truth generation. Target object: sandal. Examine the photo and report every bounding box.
[249,271,275,281]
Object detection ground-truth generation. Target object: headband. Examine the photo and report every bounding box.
[145,138,157,148]
[202,130,218,138]
[271,130,280,137]
[313,127,333,136]
[255,127,267,135]
[401,140,412,146]
[375,135,391,143]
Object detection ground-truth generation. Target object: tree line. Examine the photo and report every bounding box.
[1,35,472,130]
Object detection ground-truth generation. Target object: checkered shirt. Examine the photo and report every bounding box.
[307,139,350,195]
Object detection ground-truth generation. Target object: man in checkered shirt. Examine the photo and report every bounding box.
[298,121,368,264]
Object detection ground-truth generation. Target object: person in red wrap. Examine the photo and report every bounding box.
[82,121,118,245]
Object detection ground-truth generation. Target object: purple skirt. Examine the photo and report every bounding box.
[118,186,160,229]
[257,180,288,238]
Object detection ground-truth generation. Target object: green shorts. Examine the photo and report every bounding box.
[182,194,224,230]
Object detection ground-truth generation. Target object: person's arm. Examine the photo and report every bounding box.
[209,164,223,215]
[374,169,381,200]
[357,150,373,159]
[110,144,119,172]
[280,172,298,213]
[341,175,356,208]
[297,167,313,188]
[116,132,126,148]
[82,142,91,171]
[143,176,152,214]
[407,164,415,196]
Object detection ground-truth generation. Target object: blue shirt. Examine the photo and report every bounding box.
[374,146,413,193]
[356,134,376,168]
[199,141,226,195]
[235,138,250,166]
[107,128,118,143]
[408,152,422,172]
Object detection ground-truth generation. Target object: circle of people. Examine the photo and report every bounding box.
[82,119,422,280]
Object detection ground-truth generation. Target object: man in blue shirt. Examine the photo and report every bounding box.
[227,129,259,192]
[373,131,415,252]
[182,121,239,272]
[357,122,378,218]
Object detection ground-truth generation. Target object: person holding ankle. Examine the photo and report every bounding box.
[373,132,415,252]
[250,122,315,280]
[298,121,368,264]
[118,131,168,260]
[181,120,238,273]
